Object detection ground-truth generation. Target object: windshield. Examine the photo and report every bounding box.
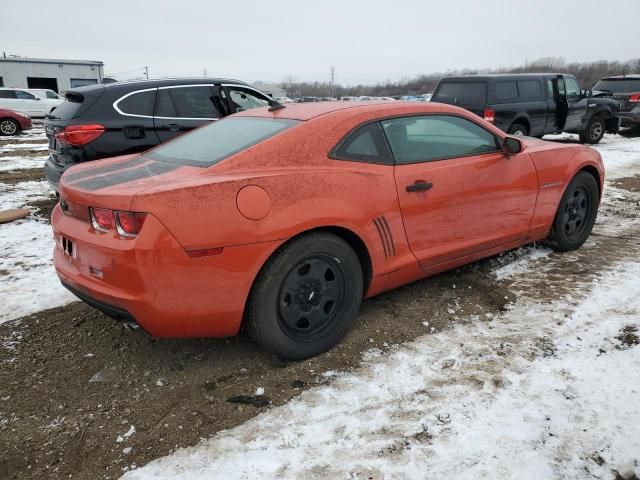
[432,82,487,106]
[144,117,300,167]
[593,79,640,93]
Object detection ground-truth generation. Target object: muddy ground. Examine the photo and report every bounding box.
[1,133,640,479]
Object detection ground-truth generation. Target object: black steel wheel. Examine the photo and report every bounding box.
[0,118,20,136]
[545,171,599,251]
[246,232,363,360]
[580,116,605,144]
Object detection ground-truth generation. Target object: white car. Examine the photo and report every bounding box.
[0,87,64,118]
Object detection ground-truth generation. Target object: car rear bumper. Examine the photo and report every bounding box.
[618,111,640,127]
[51,204,279,338]
[44,156,66,193]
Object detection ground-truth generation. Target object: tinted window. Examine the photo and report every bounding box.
[156,89,177,117]
[593,79,640,93]
[518,80,542,99]
[0,90,17,99]
[158,86,219,118]
[15,90,36,100]
[333,123,390,164]
[565,77,581,98]
[144,117,299,167]
[228,88,269,112]
[117,90,156,116]
[381,115,499,164]
[432,82,487,106]
[495,81,518,100]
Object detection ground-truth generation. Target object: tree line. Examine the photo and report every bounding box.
[279,57,640,98]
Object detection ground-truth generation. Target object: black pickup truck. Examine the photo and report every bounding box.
[432,73,620,143]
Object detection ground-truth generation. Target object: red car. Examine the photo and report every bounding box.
[52,102,604,359]
[0,108,32,136]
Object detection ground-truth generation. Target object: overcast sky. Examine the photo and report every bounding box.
[2,0,639,85]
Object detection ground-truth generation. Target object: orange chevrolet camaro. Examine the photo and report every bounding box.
[52,101,604,359]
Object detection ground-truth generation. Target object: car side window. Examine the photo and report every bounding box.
[381,115,500,164]
[117,90,157,116]
[517,80,542,99]
[16,90,36,100]
[46,90,59,99]
[0,90,17,99]
[495,81,518,101]
[158,86,219,119]
[228,88,270,112]
[565,77,581,99]
[332,122,391,165]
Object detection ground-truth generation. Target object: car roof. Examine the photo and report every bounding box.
[234,100,463,121]
[598,74,640,80]
[69,77,254,94]
[439,73,565,81]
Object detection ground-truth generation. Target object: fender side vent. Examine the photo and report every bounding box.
[373,216,396,258]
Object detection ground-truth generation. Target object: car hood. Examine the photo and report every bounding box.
[59,154,202,211]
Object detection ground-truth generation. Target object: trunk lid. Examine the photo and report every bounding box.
[59,154,202,215]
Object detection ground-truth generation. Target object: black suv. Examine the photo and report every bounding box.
[593,75,640,129]
[44,78,274,192]
[432,74,620,143]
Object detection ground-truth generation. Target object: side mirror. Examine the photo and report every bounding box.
[503,136,523,155]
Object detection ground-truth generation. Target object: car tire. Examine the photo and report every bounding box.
[246,232,363,360]
[0,118,20,136]
[544,171,599,251]
[507,123,528,136]
[580,115,605,144]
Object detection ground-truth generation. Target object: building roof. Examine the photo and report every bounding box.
[0,56,103,66]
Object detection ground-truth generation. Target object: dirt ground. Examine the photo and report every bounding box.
[1,137,640,479]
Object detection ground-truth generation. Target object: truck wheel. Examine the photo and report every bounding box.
[246,232,363,360]
[580,115,605,144]
[544,171,599,251]
[0,118,20,136]
[507,123,528,136]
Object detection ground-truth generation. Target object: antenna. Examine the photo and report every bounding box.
[330,66,335,98]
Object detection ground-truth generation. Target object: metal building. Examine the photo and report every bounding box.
[0,56,104,93]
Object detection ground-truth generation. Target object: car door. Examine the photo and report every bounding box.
[222,85,271,113]
[385,114,538,267]
[154,85,221,142]
[562,76,588,132]
[111,88,159,151]
[545,77,562,133]
[15,89,44,116]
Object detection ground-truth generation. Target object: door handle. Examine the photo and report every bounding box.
[167,123,185,132]
[406,181,433,192]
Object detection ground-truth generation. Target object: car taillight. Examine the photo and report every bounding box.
[483,108,495,123]
[116,211,147,237]
[55,124,105,146]
[91,207,114,231]
[89,207,146,237]
[629,93,640,103]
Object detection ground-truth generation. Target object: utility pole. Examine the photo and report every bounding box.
[203,68,207,78]
[330,66,335,98]
[144,66,149,80]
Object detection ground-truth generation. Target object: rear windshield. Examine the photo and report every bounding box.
[49,96,83,120]
[432,82,487,106]
[593,79,640,93]
[144,117,300,167]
